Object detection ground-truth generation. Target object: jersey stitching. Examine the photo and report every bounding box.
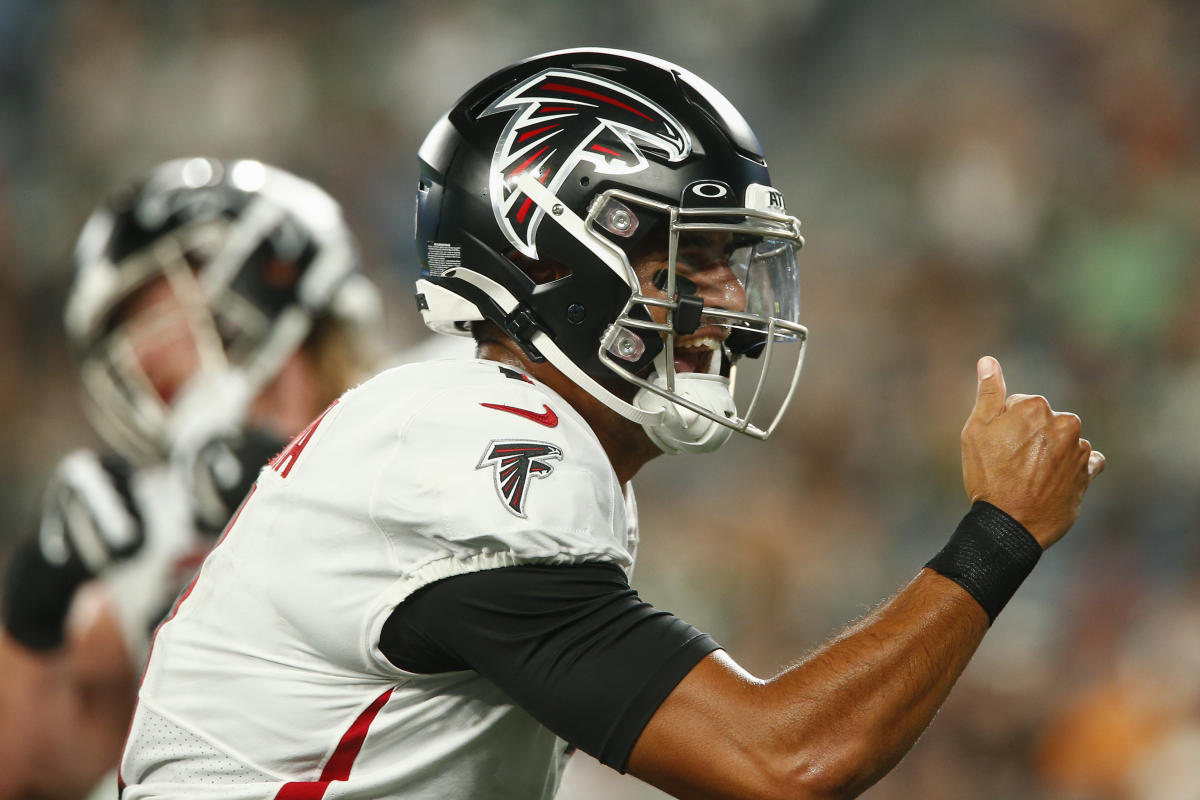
[363,381,507,672]
[366,387,466,543]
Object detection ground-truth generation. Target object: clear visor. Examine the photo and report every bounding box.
[729,235,802,324]
[696,231,803,361]
[589,190,807,440]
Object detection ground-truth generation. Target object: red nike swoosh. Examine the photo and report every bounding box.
[480,402,559,428]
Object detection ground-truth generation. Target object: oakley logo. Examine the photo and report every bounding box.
[690,182,729,198]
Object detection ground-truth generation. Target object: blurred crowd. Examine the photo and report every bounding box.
[1,1,1197,798]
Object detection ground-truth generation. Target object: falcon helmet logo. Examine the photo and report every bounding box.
[480,68,692,259]
[477,440,564,518]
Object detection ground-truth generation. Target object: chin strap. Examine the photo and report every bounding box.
[632,352,736,455]
[442,266,740,455]
[444,267,662,427]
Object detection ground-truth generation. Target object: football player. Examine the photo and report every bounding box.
[0,158,380,800]
[119,50,1104,799]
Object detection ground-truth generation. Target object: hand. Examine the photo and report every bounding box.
[960,356,1105,549]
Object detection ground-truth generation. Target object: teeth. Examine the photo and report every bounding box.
[677,337,719,351]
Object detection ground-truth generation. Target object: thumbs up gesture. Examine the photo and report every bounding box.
[961,357,1105,549]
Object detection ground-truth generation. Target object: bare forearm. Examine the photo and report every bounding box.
[632,360,1103,799]
[630,569,991,800]
[759,568,988,797]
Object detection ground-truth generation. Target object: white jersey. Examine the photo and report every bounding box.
[120,359,639,800]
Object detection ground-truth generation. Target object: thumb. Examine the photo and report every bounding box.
[970,356,1007,421]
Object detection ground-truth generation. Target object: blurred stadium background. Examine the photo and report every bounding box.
[1,1,1198,798]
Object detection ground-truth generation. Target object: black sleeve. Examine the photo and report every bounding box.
[379,561,720,772]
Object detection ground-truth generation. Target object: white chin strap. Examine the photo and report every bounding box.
[633,370,736,455]
[440,266,737,455]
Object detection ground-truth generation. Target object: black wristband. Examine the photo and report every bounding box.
[925,501,1043,624]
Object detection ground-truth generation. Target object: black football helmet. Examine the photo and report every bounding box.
[65,158,380,464]
[415,48,806,454]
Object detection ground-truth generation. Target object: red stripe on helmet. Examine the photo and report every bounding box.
[541,82,653,121]
[518,124,559,142]
[515,196,534,224]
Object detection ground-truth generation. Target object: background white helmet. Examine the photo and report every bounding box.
[65,157,380,465]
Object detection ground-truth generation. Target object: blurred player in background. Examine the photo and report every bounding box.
[119,50,1104,799]
[0,157,381,800]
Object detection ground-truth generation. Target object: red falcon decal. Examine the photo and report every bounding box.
[480,67,693,258]
[477,440,564,518]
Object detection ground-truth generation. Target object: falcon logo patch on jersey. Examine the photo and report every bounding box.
[476,440,564,518]
[480,68,692,258]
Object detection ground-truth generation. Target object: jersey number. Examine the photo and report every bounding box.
[269,401,337,479]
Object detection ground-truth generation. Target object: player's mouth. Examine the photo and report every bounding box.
[672,335,721,374]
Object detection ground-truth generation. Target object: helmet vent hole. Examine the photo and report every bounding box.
[579,176,590,187]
